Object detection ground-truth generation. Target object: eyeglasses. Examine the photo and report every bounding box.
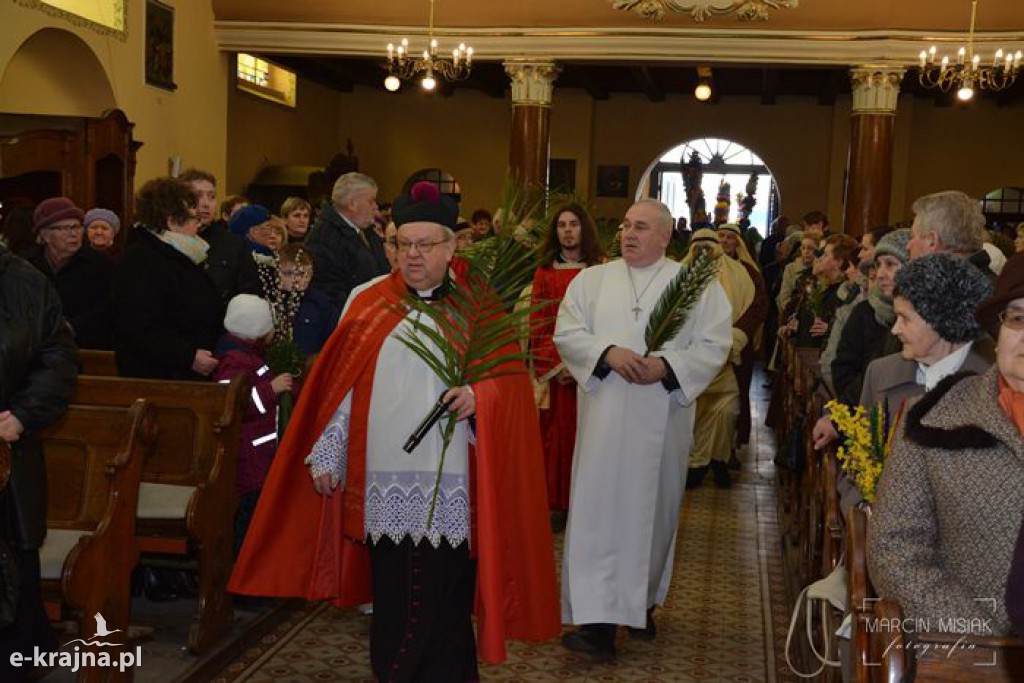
[396,238,448,254]
[998,309,1024,331]
[46,223,83,235]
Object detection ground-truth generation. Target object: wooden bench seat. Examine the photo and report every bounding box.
[78,349,118,377]
[39,399,156,683]
[72,374,247,654]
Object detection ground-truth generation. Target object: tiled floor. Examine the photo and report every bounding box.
[211,373,798,682]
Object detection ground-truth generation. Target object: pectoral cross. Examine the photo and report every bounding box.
[632,305,643,320]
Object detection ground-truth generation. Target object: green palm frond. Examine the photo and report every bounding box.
[645,252,719,354]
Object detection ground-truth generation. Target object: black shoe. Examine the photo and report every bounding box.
[141,568,178,602]
[686,466,708,490]
[550,510,567,534]
[627,607,657,641]
[711,460,732,489]
[727,452,742,471]
[562,625,616,662]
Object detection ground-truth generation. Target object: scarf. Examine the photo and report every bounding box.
[157,229,210,265]
[998,373,1024,437]
[867,285,895,328]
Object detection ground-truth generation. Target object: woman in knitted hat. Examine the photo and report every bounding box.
[83,207,121,254]
[869,251,1024,637]
[23,197,114,350]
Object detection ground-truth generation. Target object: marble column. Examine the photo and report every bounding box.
[504,61,559,189]
[843,66,904,237]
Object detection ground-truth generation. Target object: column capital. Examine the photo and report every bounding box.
[504,60,560,106]
[849,66,905,115]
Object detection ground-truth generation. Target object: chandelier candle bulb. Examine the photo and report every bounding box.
[958,46,966,64]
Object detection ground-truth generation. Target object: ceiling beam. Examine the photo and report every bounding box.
[760,68,779,105]
[632,66,664,102]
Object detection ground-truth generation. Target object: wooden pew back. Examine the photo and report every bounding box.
[78,349,118,378]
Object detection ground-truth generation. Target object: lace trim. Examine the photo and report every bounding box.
[365,471,470,548]
[304,412,348,484]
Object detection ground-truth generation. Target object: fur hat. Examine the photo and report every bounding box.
[84,208,121,235]
[873,228,911,265]
[229,204,271,237]
[224,294,274,340]
[976,251,1024,339]
[392,182,459,229]
[33,197,84,233]
[893,252,993,344]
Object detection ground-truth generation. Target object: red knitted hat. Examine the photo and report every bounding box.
[33,197,85,233]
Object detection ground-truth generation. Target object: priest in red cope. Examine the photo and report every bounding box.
[229,182,560,682]
[529,203,607,532]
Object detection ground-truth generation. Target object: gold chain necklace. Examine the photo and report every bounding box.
[627,261,666,320]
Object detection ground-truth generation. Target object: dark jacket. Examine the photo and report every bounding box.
[213,334,282,495]
[23,244,114,350]
[0,245,78,549]
[294,286,337,356]
[831,298,900,407]
[198,220,262,305]
[113,228,224,380]
[795,281,841,349]
[305,201,390,320]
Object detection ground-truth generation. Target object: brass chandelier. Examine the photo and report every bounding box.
[917,0,1021,101]
[384,0,473,92]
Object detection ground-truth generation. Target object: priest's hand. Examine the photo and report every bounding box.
[312,473,339,496]
[605,346,648,383]
[444,385,476,421]
[633,357,668,385]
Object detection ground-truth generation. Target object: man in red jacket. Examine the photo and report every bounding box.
[230,183,559,681]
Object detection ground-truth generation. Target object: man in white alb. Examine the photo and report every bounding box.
[554,199,732,661]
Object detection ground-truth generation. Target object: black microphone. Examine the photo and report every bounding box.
[403,392,453,454]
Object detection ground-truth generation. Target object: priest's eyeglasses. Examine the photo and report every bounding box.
[998,309,1024,331]
[396,238,448,254]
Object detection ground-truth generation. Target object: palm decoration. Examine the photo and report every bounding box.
[644,251,719,354]
[393,182,550,527]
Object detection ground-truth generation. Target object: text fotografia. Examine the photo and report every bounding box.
[10,646,143,673]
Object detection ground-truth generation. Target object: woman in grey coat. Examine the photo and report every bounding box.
[868,252,1024,636]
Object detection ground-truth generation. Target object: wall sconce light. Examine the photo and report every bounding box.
[694,66,713,101]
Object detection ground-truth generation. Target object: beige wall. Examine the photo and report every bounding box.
[226,75,342,195]
[0,0,228,191]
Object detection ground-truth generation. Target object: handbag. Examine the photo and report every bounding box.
[785,556,849,678]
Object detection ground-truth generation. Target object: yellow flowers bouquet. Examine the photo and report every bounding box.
[824,400,903,504]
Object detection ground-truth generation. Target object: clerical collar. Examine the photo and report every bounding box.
[407,277,450,302]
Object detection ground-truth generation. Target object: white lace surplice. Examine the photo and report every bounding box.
[306,313,470,549]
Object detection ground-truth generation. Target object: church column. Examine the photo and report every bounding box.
[504,61,560,189]
[843,66,904,237]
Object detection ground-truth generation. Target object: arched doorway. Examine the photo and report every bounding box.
[0,28,116,116]
[639,138,779,236]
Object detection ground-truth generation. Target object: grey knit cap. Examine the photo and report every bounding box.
[873,228,911,265]
[893,252,993,343]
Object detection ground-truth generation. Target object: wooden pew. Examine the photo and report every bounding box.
[79,349,118,377]
[876,598,1024,682]
[39,399,156,683]
[847,507,877,683]
[72,375,247,654]
[821,444,844,577]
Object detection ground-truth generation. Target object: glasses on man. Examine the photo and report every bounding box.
[46,223,83,235]
[998,308,1024,331]
[395,239,448,254]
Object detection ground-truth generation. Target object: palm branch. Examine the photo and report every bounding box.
[392,180,554,527]
[644,252,718,354]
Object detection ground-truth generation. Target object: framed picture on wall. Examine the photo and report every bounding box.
[596,165,629,198]
[145,0,176,91]
[549,158,577,194]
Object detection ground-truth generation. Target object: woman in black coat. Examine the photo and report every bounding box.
[0,242,78,680]
[114,178,224,380]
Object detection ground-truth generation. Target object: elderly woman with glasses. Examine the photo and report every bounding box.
[23,197,113,350]
[113,178,223,381]
[869,252,1024,637]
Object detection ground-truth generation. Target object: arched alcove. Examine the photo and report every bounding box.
[403,168,462,204]
[0,28,116,116]
[638,138,780,236]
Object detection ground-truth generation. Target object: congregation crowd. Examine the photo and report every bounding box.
[2,166,1024,680]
